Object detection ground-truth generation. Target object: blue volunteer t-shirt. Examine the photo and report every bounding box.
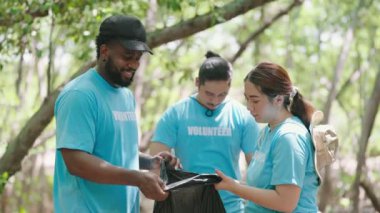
[152,94,260,213]
[54,68,140,213]
[245,116,319,213]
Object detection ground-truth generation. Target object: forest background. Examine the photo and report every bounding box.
[0,0,379,212]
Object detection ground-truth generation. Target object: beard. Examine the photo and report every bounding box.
[105,57,136,87]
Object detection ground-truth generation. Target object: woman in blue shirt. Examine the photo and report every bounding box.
[215,62,319,212]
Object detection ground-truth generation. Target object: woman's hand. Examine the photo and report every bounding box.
[214,169,239,191]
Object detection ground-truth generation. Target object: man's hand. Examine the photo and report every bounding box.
[138,171,168,201]
[151,151,181,170]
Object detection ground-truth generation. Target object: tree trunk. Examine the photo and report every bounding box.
[254,6,265,64]
[360,175,380,212]
[318,25,355,212]
[134,0,158,122]
[351,69,380,212]
[322,27,354,123]
[309,22,322,103]
[46,13,55,96]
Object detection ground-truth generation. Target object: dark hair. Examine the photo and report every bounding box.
[198,51,232,85]
[244,62,315,128]
[95,34,118,59]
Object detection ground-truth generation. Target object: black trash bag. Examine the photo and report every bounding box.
[153,161,226,213]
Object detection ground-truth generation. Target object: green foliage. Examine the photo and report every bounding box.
[368,126,380,157]
[158,0,182,11]
[1,0,380,212]
[0,172,9,192]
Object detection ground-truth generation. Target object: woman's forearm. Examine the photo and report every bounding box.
[229,183,300,212]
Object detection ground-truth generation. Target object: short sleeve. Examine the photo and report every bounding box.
[152,107,178,148]
[270,133,307,187]
[55,90,97,153]
[241,115,260,154]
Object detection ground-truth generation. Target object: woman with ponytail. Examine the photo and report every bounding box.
[215,62,319,212]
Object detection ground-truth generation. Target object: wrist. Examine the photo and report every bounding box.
[125,170,145,187]
[229,179,241,194]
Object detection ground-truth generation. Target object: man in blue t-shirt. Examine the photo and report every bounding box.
[150,51,260,213]
[54,15,177,213]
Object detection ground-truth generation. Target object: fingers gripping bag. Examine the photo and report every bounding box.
[153,161,226,213]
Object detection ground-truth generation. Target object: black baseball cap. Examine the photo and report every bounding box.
[99,15,153,54]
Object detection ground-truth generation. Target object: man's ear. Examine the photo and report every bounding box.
[100,44,109,59]
[195,77,200,87]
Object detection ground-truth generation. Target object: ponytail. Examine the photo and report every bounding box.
[205,51,221,58]
[289,91,315,129]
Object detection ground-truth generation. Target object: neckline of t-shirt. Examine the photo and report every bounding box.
[91,68,124,92]
[267,116,299,133]
[190,93,229,113]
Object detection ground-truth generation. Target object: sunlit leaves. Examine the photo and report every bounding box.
[158,0,182,11]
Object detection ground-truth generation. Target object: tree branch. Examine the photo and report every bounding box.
[360,177,380,212]
[229,0,303,64]
[336,67,366,100]
[147,0,276,48]
[335,66,366,116]
[46,12,55,96]
[0,3,64,27]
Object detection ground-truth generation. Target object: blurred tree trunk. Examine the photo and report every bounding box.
[46,13,55,96]
[139,0,156,198]
[0,185,9,212]
[135,0,156,153]
[318,0,365,209]
[351,69,380,212]
[37,151,52,213]
[321,29,354,123]
[17,154,37,210]
[0,0,276,193]
[318,23,354,213]
[15,37,25,105]
[336,66,366,114]
[309,22,322,102]
[254,6,265,64]
[360,174,380,212]
[134,0,158,125]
